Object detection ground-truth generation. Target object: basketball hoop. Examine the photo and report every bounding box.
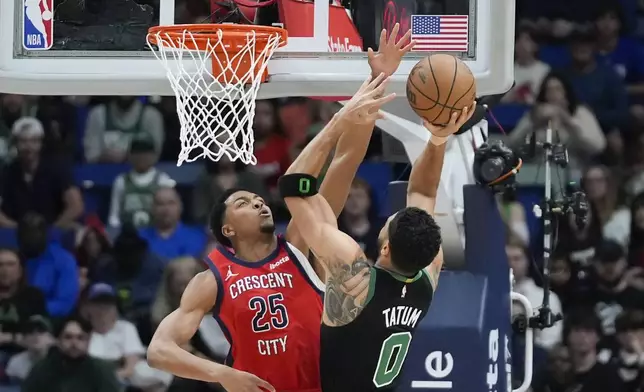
[147,24,287,165]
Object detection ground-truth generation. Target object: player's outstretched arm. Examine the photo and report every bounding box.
[281,75,394,324]
[148,271,274,392]
[406,107,475,289]
[285,72,397,262]
[318,24,414,216]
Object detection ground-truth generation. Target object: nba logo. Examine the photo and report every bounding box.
[22,0,53,51]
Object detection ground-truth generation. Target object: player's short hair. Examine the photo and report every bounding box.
[209,187,245,248]
[387,207,442,275]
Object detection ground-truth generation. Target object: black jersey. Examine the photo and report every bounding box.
[320,266,434,392]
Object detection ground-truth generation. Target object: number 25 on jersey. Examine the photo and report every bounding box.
[249,293,290,332]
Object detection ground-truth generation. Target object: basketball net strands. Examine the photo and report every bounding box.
[147,24,287,166]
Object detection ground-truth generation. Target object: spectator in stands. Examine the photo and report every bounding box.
[338,178,382,262]
[84,96,164,163]
[503,26,550,104]
[598,310,644,390]
[86,283,172,392]
[0,117,84,228]
[499,189,531,246]
[75,223,111,292]
[150,257,227,362]
[108,133,175,228]
[600,128,627,170]
[594,5,644,124]
[18,213,79,318]
[583,240,644,342]
[0,95,32,159]
[5,315,54,383]
[625,133,644,197]
[555,199,603,268]
[507,239,563,349]
[548,253,586,310]
[532,343,575,392]
[508,72,605,174]
[32,97,76,158]
[0,248,46,358]
[582,164,627,230]
[278,98,314,154]
[564,29,629,131]
[92,224,167,322]
[252,99,291,194]
[562,309,626,391]
[139,187,206,260]
[628,193,644,267]
[154,97,182,162]
[21,316,121,392]
[191,158,267,225]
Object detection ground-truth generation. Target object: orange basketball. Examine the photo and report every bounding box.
[406,54,476,126]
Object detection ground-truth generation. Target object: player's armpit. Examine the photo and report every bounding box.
[324,253,372,327]
[424,247,444,291]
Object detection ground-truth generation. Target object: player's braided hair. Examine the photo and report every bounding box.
[387,207,442,275]
[209,187,245,248]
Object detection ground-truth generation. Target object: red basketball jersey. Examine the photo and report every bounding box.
[205,236,324,392]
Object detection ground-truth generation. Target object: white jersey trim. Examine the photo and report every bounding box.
[286,242,326,291]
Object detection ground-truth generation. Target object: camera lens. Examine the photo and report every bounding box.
[480,157,505,182]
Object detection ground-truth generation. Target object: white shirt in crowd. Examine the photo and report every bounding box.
[89,319,146,360]
[514,277,564,350]
[6,351,38,381]
[89,319,172,388]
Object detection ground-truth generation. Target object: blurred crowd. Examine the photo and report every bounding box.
[501,2,644,392]
[4,0,644,392]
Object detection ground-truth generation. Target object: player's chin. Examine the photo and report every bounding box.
[259,219,276,233]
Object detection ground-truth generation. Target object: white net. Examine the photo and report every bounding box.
[147,27,285,166]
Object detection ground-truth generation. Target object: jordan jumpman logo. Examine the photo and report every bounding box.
[225,265,239,282]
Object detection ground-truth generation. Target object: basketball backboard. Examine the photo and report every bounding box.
[0,0,515,97]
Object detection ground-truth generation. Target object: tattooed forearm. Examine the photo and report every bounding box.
[324,256,372,327]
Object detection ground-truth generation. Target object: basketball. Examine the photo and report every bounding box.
[406,54,477,127]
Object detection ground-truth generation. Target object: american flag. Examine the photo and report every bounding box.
[411,15,469,52]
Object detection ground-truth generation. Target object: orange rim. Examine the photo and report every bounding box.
[147,24,287,51]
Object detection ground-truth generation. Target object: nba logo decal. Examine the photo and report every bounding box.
[23,0,53,51]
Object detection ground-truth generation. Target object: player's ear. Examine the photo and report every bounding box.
[380,240,390,257]
[222,224,235,242]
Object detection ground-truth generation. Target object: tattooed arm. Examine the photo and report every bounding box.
[283,192,372,327]
[324,255,372,326]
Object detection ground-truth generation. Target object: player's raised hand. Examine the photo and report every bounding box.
[339,73,397,125]
[219,368,275,392]
[423,103,477,145]
[367,23,416,77]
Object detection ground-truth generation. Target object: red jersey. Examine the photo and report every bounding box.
[205,236,324,392]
